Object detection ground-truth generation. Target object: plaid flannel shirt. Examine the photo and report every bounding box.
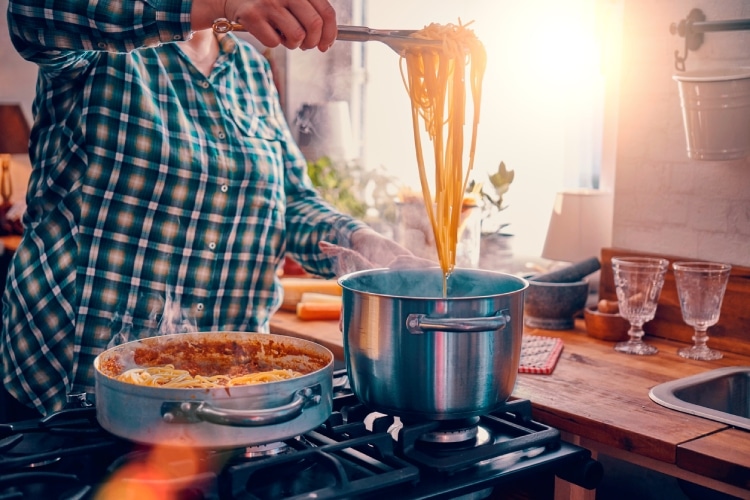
[2,0,365,415]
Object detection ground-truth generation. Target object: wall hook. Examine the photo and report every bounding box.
[670,8,706,72]
[670,8,750,72]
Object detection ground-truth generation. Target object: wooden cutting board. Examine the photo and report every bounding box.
[599,247,750,357]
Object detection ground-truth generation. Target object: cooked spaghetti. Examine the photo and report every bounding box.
[401,21,486,294]
[116,365,303,388]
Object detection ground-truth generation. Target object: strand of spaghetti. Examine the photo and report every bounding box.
[116,365,303,388]
[400,22,485,287]
[429,49,450,269]
[465,37,486,194]
[407,54,445,267]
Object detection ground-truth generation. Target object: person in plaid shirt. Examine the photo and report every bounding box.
[1,0,412,420]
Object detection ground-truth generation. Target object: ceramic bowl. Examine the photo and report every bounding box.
[523,280,589,330]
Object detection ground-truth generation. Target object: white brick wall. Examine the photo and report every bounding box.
[613,0,750,266]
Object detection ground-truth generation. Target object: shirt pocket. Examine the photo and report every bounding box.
[228,114,287,186]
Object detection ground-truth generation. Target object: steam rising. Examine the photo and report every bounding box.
[106,286,198,350]
[320,236,434,278]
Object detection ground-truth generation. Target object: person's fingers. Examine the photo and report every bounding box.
[228,0,336,52]
[279,0,337,51]
[226,0,288,48]
[349,228,416,267]
[244,22,286,48]
[318,240,346,256]
[267,1,310,50]
[361,241,413,268]
[306,0,337,50]
[319,241,374,275]
[284,0,326,50]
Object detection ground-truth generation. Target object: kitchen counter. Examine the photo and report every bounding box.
[270,310,750,498]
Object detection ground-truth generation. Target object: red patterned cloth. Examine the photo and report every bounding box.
[519,336,564,375]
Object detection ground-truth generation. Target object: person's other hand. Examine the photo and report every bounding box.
[224,0,337,51]
[320,228,435,276]
[318,241,374,275]
[349,228,412,268]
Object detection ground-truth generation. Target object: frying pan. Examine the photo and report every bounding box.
[94,332,333,448]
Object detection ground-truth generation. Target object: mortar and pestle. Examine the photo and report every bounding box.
[524,256,600,330]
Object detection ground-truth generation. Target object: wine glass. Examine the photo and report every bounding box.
[611,257,669,355]
[673,262,732,361]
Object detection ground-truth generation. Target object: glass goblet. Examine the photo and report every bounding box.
[673,261,732,361]
[611,257,669,355]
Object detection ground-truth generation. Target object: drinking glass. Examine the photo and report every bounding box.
[611,257,669,355]
[673,262,732,361]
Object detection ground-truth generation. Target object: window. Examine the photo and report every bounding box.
[279,0,619,258]
[360,0,618,256]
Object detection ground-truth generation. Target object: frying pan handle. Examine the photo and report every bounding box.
[161,386,321,427]
[406,310,511,334]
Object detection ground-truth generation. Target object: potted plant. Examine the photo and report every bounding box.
[283,156,401,275]
[467,161,515,263]
[306,156,368,218]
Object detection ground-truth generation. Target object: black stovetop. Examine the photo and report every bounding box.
[0,371,601,499]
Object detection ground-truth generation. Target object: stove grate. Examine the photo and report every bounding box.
[222,431,419,500]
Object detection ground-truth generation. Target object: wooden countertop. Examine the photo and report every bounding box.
[270,310,750,496]
[270,312,346,361]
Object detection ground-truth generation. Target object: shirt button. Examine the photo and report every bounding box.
[173,34,182,41]
[97,42,107,49]
[196,303,204,312]
[220,185,228,193]
[217,130,226,139]
[208,241,217,250]
[200,81,210,89]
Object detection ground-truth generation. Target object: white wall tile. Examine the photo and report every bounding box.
[613,0,750,266]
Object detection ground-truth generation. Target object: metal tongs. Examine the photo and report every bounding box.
[335,26,441,53]
[212,19,440,54]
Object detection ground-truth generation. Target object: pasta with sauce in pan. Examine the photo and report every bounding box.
[116,365,303,388]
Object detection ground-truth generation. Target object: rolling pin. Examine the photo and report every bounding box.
[530,256,601,283]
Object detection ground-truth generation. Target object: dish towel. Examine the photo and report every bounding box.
[518,335,564,375]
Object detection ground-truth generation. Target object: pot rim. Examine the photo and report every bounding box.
[338,267,529,300]
[527,279,589,288]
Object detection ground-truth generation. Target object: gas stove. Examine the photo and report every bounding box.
[0,371,602,499]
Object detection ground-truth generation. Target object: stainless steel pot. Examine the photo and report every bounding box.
[94,332,333,448]
[339,267,528,420]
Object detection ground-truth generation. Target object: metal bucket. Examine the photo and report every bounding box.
[674,68,750,161]
[338,267,528,420]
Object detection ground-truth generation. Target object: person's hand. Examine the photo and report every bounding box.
[224,0,337,51]
[349,228,412,267]
[318,241,374,275]
[319,228,435,276]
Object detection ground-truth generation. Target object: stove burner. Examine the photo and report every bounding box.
[416,417,481,444]
[393,400,570,474]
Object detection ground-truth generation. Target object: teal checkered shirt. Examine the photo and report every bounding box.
[3,0,365,415]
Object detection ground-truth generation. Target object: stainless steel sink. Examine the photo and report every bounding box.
[649,366,750,431]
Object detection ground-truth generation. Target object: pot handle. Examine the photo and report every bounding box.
[160,386,321,427]
[406,310,511,334]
